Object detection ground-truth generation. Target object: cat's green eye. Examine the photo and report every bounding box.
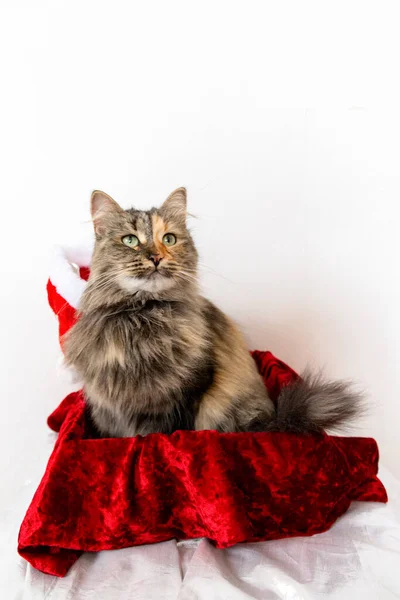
[162,233,177,246]
[122,234,139,248]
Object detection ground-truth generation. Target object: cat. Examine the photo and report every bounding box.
[64,187,362,438]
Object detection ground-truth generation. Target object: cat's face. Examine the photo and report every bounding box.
[90,188,198,294]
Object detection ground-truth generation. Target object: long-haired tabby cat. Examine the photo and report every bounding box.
[64,188,361,438]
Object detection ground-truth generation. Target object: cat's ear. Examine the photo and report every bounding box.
[90,190,123,234]
[161,187,187,223]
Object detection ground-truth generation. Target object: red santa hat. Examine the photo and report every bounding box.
[47,242,93,343]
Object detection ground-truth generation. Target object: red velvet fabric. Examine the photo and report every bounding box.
[18,351,387,578]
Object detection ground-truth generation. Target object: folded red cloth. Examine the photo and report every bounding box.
[18,351,387,577]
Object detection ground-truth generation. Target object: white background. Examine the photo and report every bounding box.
[0,0,399,521]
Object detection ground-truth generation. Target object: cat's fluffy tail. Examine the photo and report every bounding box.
[267,370,364,434]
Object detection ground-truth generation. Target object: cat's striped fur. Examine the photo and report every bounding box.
[64,188,361,437]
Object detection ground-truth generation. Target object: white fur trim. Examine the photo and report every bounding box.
[62,242,94,268]
[49,241,94,309]
[56,354,83,386]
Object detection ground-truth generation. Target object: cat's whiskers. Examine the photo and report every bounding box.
[89,270,125,294]
[90,268,123,283]
[167,266,195,278]
[90,273,121,289]
[197,261,234,283]
[172,272,199,287]
[167,264,198,278]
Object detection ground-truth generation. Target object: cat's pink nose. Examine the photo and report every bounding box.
[149,254,162,267]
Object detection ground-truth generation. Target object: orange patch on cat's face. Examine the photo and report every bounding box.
[151,213,170,258]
